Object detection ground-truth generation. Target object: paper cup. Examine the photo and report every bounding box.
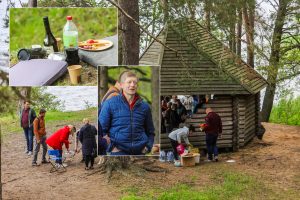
[67,65,82,85]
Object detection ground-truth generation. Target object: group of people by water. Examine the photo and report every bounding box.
[20,101,97,170]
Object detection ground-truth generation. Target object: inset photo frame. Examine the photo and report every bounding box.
[97,65,160,156]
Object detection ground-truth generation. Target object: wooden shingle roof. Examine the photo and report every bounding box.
[140,18,268,95]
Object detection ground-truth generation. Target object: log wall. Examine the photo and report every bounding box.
[160,95,233,150]
[238,95,257,146]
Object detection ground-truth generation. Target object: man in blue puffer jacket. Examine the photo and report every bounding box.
[99,70,155,155]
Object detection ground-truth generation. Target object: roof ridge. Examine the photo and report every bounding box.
[170,19,268,94]
[189,19,268,88]
[139,27,167,64]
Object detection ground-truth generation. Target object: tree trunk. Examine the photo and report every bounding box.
[99,66,108,103]
[242,2,255,68]
[118,0,140,65]
[18,87,31,113]
[118,9,123,65]
[248,2,255,67]
[151,66,160,144]
[187,0,196,19]
[261,0,289,122]
[28,0,37,7]
[160,0,169,24]
[204,0,211,31]
[236,9,242,57]
[229,23,236,53]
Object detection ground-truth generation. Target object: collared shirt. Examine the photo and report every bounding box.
[122,93,139,110]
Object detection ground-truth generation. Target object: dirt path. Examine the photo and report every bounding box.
[1,122,300,199]
[229,123,300,191]
[1,132,121,200]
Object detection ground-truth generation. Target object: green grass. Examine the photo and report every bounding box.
[0,107,97,137]
[121,171,278,200]
[45,108,96,122]
[269,96,300,125]
[10,7,117,60]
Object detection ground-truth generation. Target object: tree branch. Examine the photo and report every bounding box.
[277,70,300,82]
[107,0,179,54]
[281,44,300,55]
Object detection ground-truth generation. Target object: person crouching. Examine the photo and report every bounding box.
[46,125,76,167]
[168,124,194,166]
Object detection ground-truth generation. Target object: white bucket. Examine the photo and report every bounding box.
[193,153,200,164]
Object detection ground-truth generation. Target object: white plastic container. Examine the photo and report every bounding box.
[63,16,78,49]
[193,153,200,164]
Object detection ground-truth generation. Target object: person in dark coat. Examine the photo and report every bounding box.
[176,99,187,123]
[202,107,222,162]
[79,118,97,170]
[163,102,172,133]
[166,103,181,133]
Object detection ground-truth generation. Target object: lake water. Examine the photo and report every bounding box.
[0,0,10,72]
[0,0,27,72]
[45,86,98,111]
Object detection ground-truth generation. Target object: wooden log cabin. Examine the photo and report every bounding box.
[139,19,268,151]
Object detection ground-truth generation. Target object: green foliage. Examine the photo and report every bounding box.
[10,7,117,57]
[30,87,65,111]
[107,66,152,104]
[38,0,111,7]
[269,95,300,125]
[0,87,18,115]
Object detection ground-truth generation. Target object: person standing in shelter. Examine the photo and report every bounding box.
[183,95,193,118]
[79,118,97,170]
[32,108,48,166]
[170,95,178,104]
[202,107,222,162]
[100,70,155,155]
[163,102,172,133]
[46,125,76,166]
[176,99,187,122]
[20,101,36,156]
[165,103,181,133]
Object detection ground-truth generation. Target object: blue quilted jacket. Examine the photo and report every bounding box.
[99,94,155,155]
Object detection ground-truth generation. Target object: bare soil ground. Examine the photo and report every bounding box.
[1,122,300,200]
